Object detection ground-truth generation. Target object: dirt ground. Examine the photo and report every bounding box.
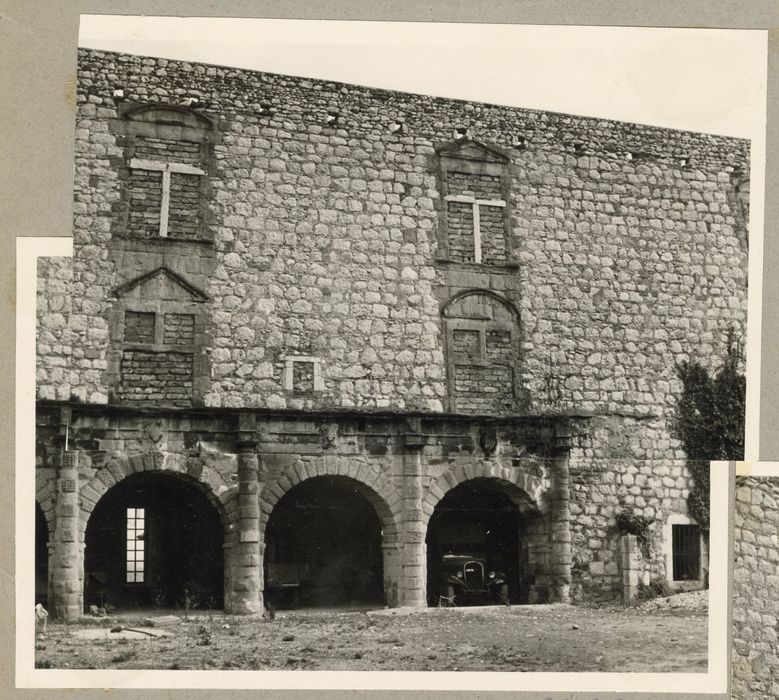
[35,596,708,673]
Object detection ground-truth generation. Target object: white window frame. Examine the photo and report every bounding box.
[282,355,324,392]
[129,158,205,238]
[126,507,146,584]
[444,194,506,264]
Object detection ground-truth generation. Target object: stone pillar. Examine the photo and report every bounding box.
[398,432,427,607]
[382,542,401,607]
[228,442,263,614]
[620,534,640,604]
[50,451,83,620]
[547,451,572,603]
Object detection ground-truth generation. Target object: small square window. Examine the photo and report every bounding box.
[452,329,481,357]
[124,311,156,344]
[292,361,315,394]
[283,356,324,393]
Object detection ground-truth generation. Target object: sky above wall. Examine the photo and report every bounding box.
[78,16,766,140]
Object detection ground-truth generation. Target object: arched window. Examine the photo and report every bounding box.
[442,290,521,414]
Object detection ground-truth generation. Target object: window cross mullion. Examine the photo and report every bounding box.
[159,170,171,237]
[472,202,482,263]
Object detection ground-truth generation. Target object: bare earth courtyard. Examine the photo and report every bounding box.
[35,593,707,673]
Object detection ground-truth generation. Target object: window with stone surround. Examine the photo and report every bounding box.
[436,139,514,266]
[442,290,521,414]
[127,159,205,238]
[107,267,209,407]
[282,355,324,394]
[671,524,701,581]
[110,103,218,242]
[663,514,706,584]
[120,309,197,405]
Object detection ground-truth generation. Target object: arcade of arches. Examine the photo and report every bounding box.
[34,410,574,619]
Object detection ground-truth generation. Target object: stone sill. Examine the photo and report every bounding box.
[116,235,214,246]
[434,257,520,271]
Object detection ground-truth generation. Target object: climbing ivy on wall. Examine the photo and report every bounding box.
[615,511,652,559]
[673,329,746,529]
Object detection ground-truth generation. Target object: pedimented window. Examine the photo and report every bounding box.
[106,268,209,407]
[436,140,514,267]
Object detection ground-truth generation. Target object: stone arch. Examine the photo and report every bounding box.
[422,461,544,528]
[80,452,230,611]
[423,462,550,606]
[122,102,217,131]
[260,459,401,545]
[78,451,232,537]
[35,493,55,540]
[440,288,520,321]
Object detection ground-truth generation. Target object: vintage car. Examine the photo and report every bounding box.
[438,552,510,606]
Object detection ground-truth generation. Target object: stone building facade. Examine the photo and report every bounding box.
[733,477,779,699]
[34,48,748,618]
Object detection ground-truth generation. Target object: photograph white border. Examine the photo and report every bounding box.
[74,16,767,459]
[15,239,731,691]
[14,15,765,694]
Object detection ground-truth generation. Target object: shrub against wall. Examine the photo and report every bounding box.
[673,329,745,528]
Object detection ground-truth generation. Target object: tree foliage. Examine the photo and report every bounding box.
[673,329,746,529]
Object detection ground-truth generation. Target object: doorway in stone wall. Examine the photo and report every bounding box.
[84,471,224,612]
[426,478,531,606]
[264,476,384,609]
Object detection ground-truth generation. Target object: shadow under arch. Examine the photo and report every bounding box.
[424,472,545,607]
[261,473,401,608]
[83,469,227,611]
[78,454,231,538]
[35,500,51,606]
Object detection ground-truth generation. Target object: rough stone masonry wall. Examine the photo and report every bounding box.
[567,414,702,599]
[37,256,76,402]
[733,477,779,700]
[37,48,748,421]
[36,49,748,591]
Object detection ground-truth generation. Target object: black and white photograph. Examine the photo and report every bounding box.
[733,465,779,699]
[13,13,768,696]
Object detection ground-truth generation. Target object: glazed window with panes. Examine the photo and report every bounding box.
[126,507,145,583]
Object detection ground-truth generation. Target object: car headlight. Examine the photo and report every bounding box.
[456,571,463,579]
[489,571,495,578]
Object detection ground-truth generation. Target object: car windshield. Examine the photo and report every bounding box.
[441,543,485,556]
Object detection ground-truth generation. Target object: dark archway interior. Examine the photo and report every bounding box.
[426,478,527,606]
[84,471,224,612]
[264,476,384,608]
[35,503,49,606]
